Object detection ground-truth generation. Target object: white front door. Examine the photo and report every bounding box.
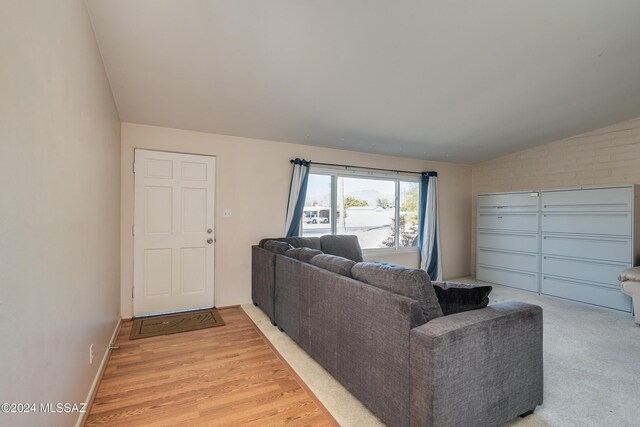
[133,149,215,317]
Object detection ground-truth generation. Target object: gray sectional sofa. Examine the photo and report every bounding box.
[251,235,543,427]
[251,235,363,324]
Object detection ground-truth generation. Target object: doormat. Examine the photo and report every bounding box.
[130,308,225,340]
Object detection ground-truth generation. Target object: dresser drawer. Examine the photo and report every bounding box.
[541,234,631,263]
[477,248,539,273]
[541,255,629,286]
[541,212,631,236]
[476,265,538,292]
[541,275,631,312]
[478,231,538,253]
[478,213,539,232]
[541,187,633,212]
[478,192,539,212]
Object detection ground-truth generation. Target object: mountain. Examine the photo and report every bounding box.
[345,190,394,207]
[305,192,331,207]
[304,189,394,208]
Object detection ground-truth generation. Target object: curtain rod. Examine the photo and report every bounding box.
[289,159,423,176]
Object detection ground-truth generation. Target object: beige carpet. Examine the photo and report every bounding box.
[243,278,640,426]
[242,302,545,426]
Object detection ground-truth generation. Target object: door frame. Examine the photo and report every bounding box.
[131,148,217,316]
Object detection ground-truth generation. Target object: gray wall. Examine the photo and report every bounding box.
[0,1,121,425]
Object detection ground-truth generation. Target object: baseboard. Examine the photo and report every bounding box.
[76,317,122,427]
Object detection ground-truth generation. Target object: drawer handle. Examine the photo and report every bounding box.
[481,248,536,257]
[542,275,621,290]
[479,265,536,277]
[480,232,536,238]
[480,213,536,216]
[542,236,628,244]
[543,255,628,267]
[543,213,628,217]
[543,203,628,209]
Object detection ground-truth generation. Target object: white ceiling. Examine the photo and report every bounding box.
[86,0,640,163]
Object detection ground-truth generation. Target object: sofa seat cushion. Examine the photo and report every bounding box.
[310,254,356,278]
[263,240,295,254]
[320,235,364,262]
[351,262,443,321]
[284,247,323,263]
[432,281,492,315]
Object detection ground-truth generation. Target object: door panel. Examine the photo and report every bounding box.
[181,247,207,293]
[182,188,207,232]
[145,186,173,234]
[134,149,216,316]
[145,158,173,179]
[144,249,172,297]
[182,161,207,180]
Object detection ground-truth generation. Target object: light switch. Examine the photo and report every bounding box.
[223,209,232,218]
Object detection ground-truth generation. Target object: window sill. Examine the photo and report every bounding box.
[362,246,419,256]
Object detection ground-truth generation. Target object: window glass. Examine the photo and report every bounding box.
[301,174,332,238]
[336,177,396,249]
[301,171,420,250]
[399,181,419,247]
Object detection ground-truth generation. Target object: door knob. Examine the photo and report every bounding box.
[207,238,213,244]
[207,228,213,234]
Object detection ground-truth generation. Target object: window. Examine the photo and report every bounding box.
[302,174,332,238]
[302,169,420,250]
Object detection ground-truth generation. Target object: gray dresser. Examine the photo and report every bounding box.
[477,191,540,293]
[477,185,638,312]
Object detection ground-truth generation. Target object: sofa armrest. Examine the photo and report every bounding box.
[410,302,543,427]
[251,245,276,322]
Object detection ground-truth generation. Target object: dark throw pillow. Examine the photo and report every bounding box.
[263,240,295,255]
[284,247,323,263]
[432,282,492,316]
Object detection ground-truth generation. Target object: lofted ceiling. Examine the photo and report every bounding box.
[86,0,640,163]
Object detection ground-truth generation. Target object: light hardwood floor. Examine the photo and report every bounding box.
[85,307,337,426]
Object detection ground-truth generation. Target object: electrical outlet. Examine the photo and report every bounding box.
[223,209,232,218]
[89,344,94,365]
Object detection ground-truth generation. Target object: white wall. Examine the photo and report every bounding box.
[121,123,472,317]
[471,117,640,273]
[0,1,121,426]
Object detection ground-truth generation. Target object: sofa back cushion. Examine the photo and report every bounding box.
[284,247,323,263]
[351,262,443,321]
[320,235,363,262]
[263,240,294,254]
[310,254,356,278]
[259,237,321,250]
